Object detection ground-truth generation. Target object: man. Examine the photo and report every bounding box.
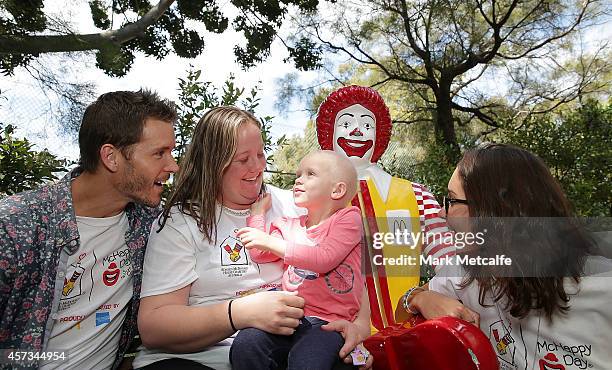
[316,85,457,329]
[0,90,179,369]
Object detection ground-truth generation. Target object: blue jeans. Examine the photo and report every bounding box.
[230,316,350,370]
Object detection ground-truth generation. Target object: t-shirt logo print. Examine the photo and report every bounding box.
[539,353,566,370]
[62,264,85,298]
[325,263,354,294]
[287,265,318,287]
[103,262,121,286]
[489,320,517,367]
[220,236,249,266]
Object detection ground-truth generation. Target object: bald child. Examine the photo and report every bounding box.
[231,150,366,370]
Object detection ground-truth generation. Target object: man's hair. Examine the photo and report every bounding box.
[78,89,177,172]
[160,106,260,242]
[316,85,392,163]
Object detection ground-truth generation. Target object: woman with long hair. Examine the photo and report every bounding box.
[399,143,611,369]
[133,107,372,369]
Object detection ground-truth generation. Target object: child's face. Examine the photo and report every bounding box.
[293,154,337,209]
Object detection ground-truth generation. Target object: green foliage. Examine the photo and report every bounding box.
[284,37,323,71]
[402,100,612,218]
[168,66,287,197]
[94,0,218,74]
[95,45,135,78]
[89,0,111,30]
[399,99,611,217]
[1,0,46,33]
[381,127,477,201]
[175,66,284,162]
[1,0,324,76]
[0,0,43,75]
[267,121,318,189]
[497,100,612,217]
[0,123,67,197]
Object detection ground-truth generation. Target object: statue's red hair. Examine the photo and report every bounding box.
[316,85,392,163]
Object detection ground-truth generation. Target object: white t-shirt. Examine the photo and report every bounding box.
[429,255,612,370]
[133,185,300,370]
[42,212,134,370]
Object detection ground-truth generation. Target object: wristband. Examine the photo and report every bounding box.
[228,299,238,332]
[402,286,425,314]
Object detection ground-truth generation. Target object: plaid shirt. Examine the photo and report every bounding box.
[0,169,158,369]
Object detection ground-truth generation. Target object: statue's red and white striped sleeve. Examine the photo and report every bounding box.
[412,182,456,273]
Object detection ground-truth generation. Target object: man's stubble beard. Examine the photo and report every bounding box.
[119,160,158,208]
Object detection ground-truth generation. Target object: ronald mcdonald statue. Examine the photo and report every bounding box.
[316,85,454,330]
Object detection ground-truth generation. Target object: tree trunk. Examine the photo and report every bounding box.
[434,80,460,163]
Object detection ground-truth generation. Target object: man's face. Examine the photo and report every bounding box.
[117,118,178,207]
[332,104,376,169]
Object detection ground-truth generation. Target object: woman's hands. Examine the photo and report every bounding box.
[408,290,480,326]
[322,319,373,369]
[232,291,305,335]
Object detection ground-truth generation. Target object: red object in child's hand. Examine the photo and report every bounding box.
[363,316,499,370]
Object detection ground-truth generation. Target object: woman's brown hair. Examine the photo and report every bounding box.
[457,143,593,320]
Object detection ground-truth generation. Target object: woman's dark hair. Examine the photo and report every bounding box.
[457,142,593,320]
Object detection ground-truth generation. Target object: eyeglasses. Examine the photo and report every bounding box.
[443,196,468,214]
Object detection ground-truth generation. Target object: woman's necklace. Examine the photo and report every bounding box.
[222,206,250,217]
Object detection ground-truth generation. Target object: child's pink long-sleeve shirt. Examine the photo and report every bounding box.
[247,206,364,322]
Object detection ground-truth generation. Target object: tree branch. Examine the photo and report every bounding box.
[451,102,499,127]
[449,0,519,77]
[451,64,489,94]
[395,0,438,87]
[393,118,433,125]
[370,77,393,88]
[314,23,431,87]
[0,0,175,54]
[498,0,592,60]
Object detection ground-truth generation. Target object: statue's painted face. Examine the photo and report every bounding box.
[332,104,376,168]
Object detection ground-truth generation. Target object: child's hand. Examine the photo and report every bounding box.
[236,227,273,250]
[236,227,286,257]
[250,193,271,216]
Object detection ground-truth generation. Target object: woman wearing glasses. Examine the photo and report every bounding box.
[396,143,612,369]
